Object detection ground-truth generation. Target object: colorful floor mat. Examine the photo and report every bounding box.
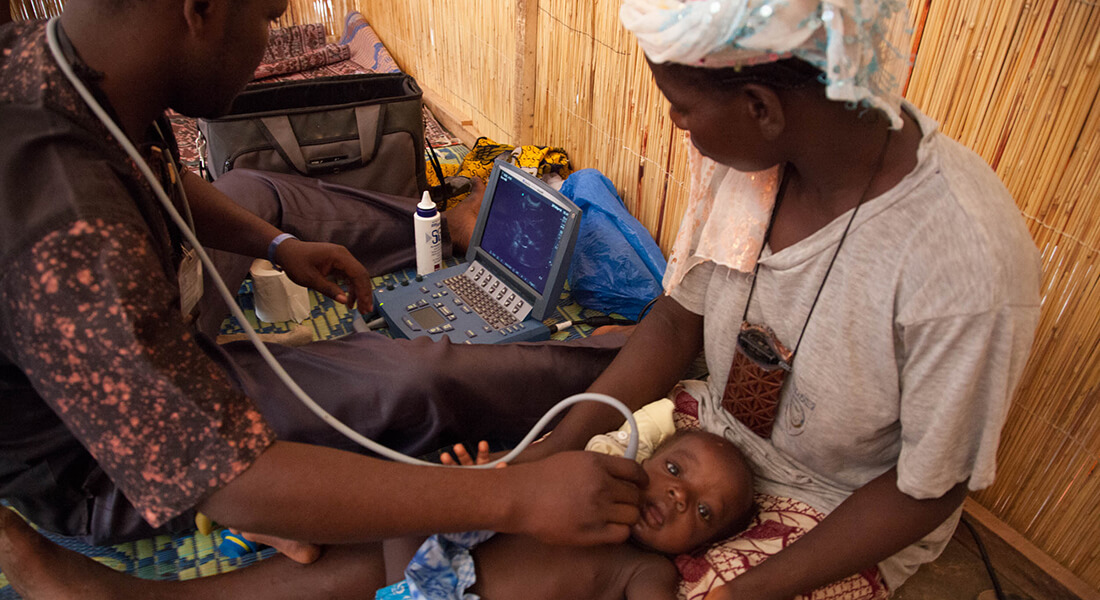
[0,264,614,598]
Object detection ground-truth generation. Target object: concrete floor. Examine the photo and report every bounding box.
[895,537,1031,600]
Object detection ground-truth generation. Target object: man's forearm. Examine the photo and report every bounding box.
[199,440,645,546]
[713,468,968,600]
[181,170,283,257]
[200,442,513,542]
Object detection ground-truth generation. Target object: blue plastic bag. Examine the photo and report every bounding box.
[561,169,666,320]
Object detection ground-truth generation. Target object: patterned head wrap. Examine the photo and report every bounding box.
[621,0,907,129]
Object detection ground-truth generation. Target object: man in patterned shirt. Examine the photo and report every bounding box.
[0,0,644,596]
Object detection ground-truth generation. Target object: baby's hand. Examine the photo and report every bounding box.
[440,440,505,467]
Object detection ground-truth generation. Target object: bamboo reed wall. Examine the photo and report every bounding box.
[8,0,1100,592]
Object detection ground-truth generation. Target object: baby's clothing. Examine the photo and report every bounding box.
[376,530,495,600]
[584,398,675,461]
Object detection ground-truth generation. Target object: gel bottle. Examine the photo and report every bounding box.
[414,190,442,276]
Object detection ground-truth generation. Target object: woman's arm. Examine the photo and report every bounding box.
[521,295,704,461]
[705,468,968,600]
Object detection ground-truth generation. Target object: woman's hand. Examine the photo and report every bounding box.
[273,238,374,314]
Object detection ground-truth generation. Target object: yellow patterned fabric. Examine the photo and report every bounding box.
[427,137,574,210]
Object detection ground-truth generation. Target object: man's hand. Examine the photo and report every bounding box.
[274,238,374,314]
[501,451,647,546]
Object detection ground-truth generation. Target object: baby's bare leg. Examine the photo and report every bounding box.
[383,535,429,584]
[0,508,385,600]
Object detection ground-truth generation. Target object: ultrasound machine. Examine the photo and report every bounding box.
[373,161,582,344]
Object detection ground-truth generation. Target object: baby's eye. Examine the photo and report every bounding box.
[665,461,680,476]
[697,503,712,522]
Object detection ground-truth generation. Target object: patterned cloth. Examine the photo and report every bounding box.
[341,11,402,74]
[253,24,352,81]
[663,147,779,291]
[675,494,889,600]
[381,530,497,600]
[619,0,908,129]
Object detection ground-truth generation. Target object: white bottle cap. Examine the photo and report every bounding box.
[416,190,436,215]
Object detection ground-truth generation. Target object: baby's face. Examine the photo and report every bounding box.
[630,433,751,554]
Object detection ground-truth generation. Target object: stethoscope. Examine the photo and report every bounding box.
[44,16,639,466]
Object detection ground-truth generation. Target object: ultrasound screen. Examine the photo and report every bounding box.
[478,170,570,294]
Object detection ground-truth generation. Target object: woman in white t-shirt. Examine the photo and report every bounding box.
[523,1,1042,598]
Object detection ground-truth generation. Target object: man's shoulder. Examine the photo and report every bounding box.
[1,20,51,106]
[0,104,142,266]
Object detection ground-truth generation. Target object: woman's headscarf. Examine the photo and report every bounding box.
[623,0,910,290]
[621,0,908,128]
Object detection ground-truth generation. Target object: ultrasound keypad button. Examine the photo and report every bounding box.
[440,290,448,296]
[416,299,429,307]
[435,302,444,308]
[464,340,473,344]
[453,298,464,305]
[483,325,493,333]
[402,317,421,331]
[428,326,443,334]
[420,286,429,293]
[442,324,455,332]
[466,329,477,338]
[515,300,524,309]
[460,306,472,314]
[439,306,453,316]
[405,303,417,311]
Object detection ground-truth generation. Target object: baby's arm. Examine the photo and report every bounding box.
[439,441,506,468]
[624,554,679,600]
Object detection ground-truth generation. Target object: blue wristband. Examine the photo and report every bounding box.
[267,233,298,266]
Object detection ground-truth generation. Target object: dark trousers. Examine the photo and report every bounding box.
[197,169,453,339]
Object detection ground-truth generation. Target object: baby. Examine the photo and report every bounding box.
[380,429,755,600]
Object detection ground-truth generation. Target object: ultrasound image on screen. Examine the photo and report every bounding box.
[479,171,569,294]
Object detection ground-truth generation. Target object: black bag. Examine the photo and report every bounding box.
[198,73,427,198]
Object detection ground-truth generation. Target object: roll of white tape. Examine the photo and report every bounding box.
[250,259,311,323]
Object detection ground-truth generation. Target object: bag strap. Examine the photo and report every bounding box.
[258,105,383,175]
[353,104,382,163]
[259,116,308,173]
